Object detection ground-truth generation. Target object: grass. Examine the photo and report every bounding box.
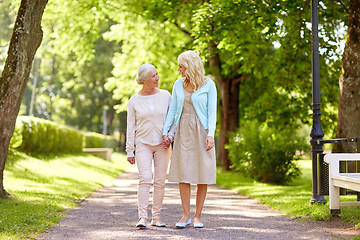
[0,150,130,240]
[2,152,360,239]
[217,159,360,229]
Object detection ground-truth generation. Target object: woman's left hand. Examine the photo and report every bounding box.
[205,136,215,151]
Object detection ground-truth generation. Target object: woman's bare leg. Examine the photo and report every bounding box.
[194,184,207,223]
[178,182,191,222]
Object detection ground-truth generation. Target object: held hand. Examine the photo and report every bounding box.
[162,135,171,148]
[205,136,215,151]
[127,157,135,165]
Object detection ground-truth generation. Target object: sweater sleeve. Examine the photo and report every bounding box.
[207,80,217,137]
[126,98,136,157]
[162,83,178,136]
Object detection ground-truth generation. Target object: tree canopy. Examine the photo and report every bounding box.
[0,0,349,166]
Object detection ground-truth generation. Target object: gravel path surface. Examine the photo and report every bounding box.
[37,166,359,240]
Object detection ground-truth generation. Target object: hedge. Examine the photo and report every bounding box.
[83,132,117,149]
[9,116,117,154]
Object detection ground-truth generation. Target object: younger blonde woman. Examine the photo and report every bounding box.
[162,50,217,228]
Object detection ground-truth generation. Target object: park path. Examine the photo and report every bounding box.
[37,165,359,240]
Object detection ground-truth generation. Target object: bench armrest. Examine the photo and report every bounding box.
[324,153,360,176]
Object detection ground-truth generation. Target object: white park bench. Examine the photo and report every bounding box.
[83,148,113,161]
[324,153,360,215]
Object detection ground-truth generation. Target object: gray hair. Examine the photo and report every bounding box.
[135,64,156,85]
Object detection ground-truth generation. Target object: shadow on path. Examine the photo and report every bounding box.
[37,166,359,240]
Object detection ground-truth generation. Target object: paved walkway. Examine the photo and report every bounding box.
[38,166,359,240]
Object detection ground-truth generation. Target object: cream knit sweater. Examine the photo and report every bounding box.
[126,89,172,157]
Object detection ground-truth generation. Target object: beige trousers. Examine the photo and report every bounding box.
[135,143,171,220]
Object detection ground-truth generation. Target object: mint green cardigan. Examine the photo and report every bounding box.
[162,78,217,137]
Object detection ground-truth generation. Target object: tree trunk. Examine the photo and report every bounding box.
[217,78,240,170]
[208,43,240,170]
[334,0,360,154]
[0,0,48,198]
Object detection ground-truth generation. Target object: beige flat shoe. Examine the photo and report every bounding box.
[175,218,191,228]
[194,222,204,228]
[151,220,166,227]
[136,219,146,228]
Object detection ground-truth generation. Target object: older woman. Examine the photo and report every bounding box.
[162,50,217,228]
[126,64,172,228]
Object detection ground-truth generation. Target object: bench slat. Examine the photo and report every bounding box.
[332,177,360,192]
[84,148,112,152]
[340,202,360,207]
[83,148,113,161]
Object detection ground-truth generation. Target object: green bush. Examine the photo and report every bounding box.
[9,120,24,149]
[84,132,117,149]
[9,116,118,154]
[226,121,309,184]
[10,116,83,153]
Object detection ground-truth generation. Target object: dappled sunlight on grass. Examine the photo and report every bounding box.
[0,195,64,239]
[339,205,360,229]
[218,159,360,227]
[217,159,331,220]
[0,151,130,240]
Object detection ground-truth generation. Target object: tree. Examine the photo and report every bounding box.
[100,0,343,170]
[335,0,360,153]
[0,0,48,198]
[104,0,247,170]
[22,0,182,133]
[31,0,119,133]
[0,0,347,180]
[103,10,188,112]
[192,0,278,169]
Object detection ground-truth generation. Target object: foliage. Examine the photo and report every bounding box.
[190,0,342,135]
[0,0,122,133]
[10,116,83,154]
[0,0,345,136]
[33,10,119,132]
[227,120,309,184]
[10,116,119,153]
[118,0,344,137]
[103,7,188,111]
[8,121,23,150]
[266,0,344,135]
[0,0,19,70]
[84,132,117,149]
[11,0,191,131]
[0,0,349,163]
[1,151,129,239]
[192,0,277,75]
[114,1,343,169]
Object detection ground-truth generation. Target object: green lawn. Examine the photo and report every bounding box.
[217,159,360,230]
[2,153,360,239]
[0,151,130,240]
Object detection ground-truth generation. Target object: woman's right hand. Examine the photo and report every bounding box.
[127,157,135,165]
[205,136,215,151]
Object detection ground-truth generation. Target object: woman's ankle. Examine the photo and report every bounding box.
[179,215,190,222]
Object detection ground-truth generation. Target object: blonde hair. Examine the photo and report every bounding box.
[135,63,155,85]
[178,50,205,91]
